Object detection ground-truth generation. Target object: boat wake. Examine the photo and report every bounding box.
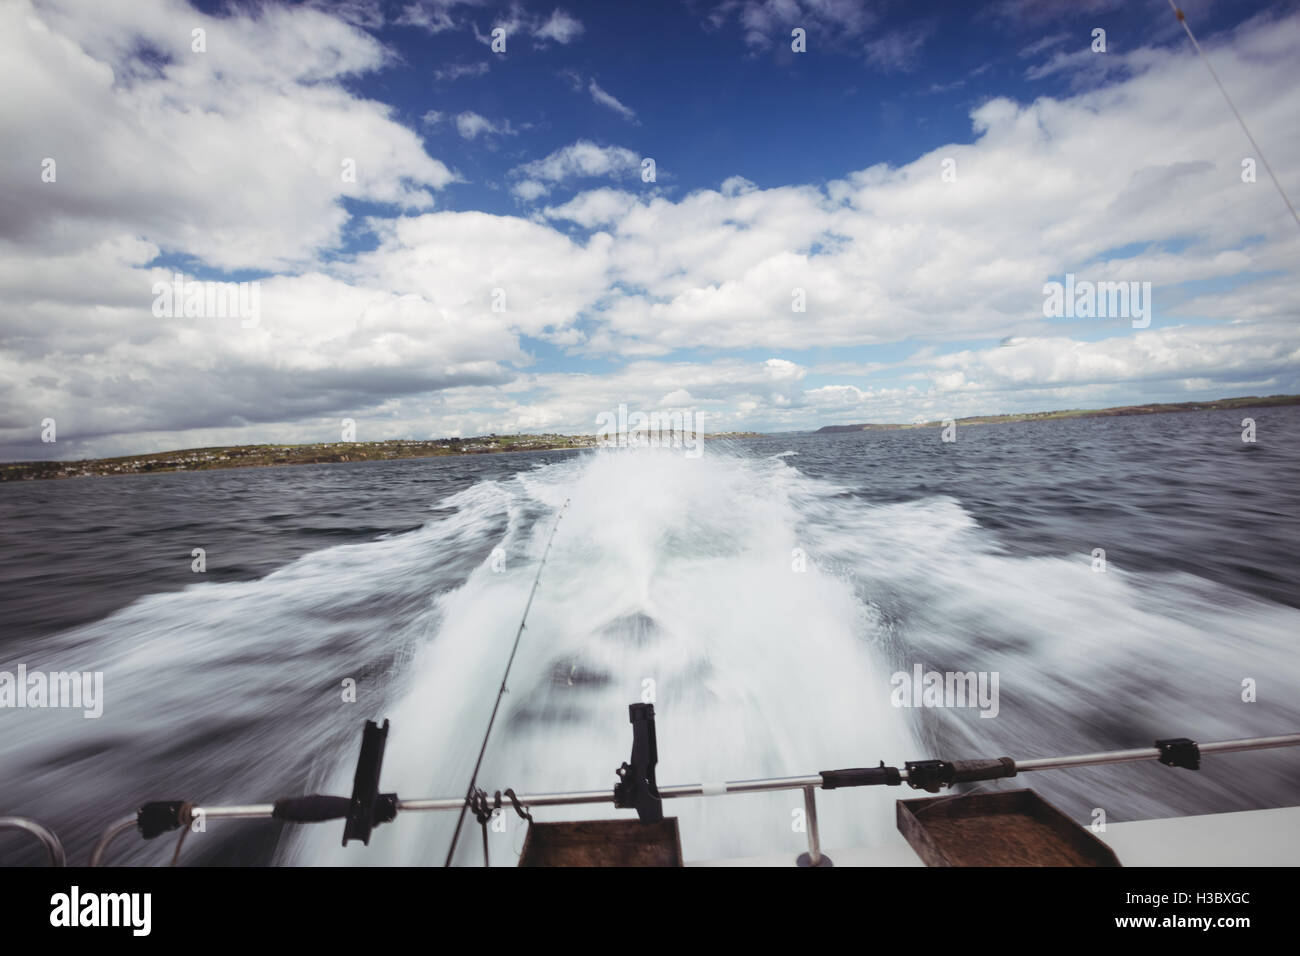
[281,447,1300,864]
[283,448,919,865]
[3,445,1297,866]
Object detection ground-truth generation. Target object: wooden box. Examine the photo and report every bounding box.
[897,788,1121,867]
[518,818,683,867]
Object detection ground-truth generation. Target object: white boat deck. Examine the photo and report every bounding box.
[688,804,1300,866]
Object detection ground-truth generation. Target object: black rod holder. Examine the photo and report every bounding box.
[613,703,663,823]
[342,719,398,846]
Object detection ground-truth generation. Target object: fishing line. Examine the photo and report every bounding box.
[443,497,570,867]
[1167,1,1300,231]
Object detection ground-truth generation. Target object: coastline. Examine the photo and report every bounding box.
[813,394,1300,433]
[5,393,1293,481]
[0,432,762,482]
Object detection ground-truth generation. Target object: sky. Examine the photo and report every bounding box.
[2,0,1299,460]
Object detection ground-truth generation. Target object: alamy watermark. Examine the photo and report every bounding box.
[50,886,150,936]
[152,273,261,328]
[1043,273,1151,328]
[595,403,706,459]
[890,664,999,718]
[0,664,104,718]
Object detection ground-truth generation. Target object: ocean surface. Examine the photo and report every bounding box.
[1,405,1298,865]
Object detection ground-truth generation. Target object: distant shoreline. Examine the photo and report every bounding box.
[813,394,1300,433]
[4,394,1294,481]
[0,432,761,482]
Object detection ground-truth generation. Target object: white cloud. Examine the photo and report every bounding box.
[714,0,875,50]
[1,0,455,272]
[864,22,936,72]
[543,188,638,227]
[556,71,638,122]
[710,0,932,69]
[434,60,490,82]
[1018,32,1070,58]
[534,9,584,45]
[469,4,585,48]
[587,79,637,121]
[720,176,759,196]
[0,205,617,458]
[454,110,518,140]
[308,0,388,30]
[398,0,491,35]
[919,321,1300,393]
[512,140,643,186]
[547,16,1300,357]
[3,2,1299,456]
[512,179,551,201]
[342,211,613,339]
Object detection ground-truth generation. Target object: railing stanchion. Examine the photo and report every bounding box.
[796,785,832,867]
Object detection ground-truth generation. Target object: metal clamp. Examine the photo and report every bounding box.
[904,759,955,793]
[1156,737,1201,771]
[137,800,192,839]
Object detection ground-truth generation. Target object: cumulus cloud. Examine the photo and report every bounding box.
[544,188,639,228]
[917,321,1300,394]
[0,266,524,459]
[511,179,551,201]
[0,205,616,458]
[1,0,455,272]
[544,17,1300,358]
[454,110,518,140]
[511,140,644,186]
[3,1,1299,457]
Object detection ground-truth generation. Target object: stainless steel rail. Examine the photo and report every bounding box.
[0,816,66,866]
[89,732,1300,866]
[1014,733,1300,772]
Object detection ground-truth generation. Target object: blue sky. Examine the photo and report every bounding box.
[2,0,1299,458]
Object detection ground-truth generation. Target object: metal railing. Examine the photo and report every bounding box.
[83,730,1300,867]
[0,816,66,866]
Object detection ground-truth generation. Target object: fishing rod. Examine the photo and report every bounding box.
[78,719,1300,866]
[442,498,570,867]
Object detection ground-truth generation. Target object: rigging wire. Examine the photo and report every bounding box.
[1167,1,1300,232]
